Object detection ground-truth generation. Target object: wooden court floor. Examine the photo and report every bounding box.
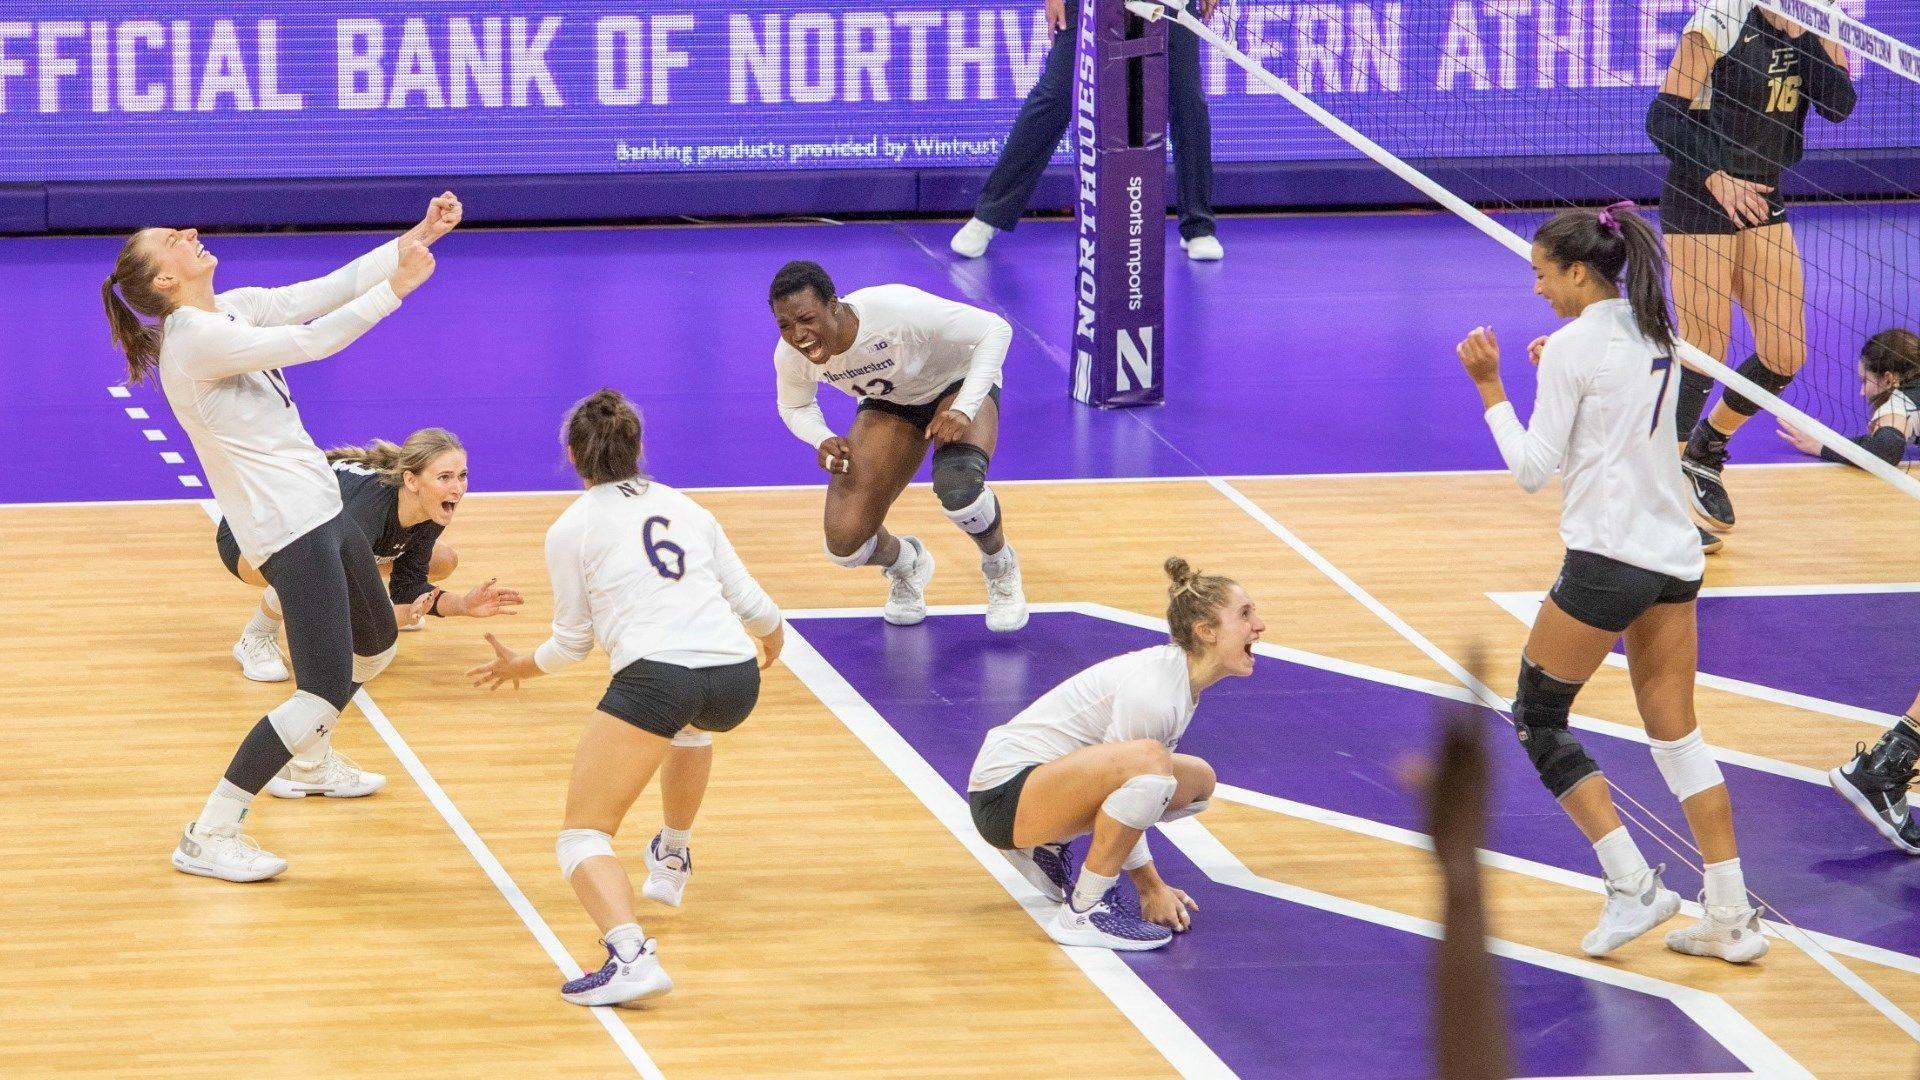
[2,464,1915,1078]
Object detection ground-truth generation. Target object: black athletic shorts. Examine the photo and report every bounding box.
[968,764,1038,851]
[1660,166,1787,236]
[857,378,1001,432]
[598,657,761,739]
[1549,549,1702,634]
[215,519,244,579]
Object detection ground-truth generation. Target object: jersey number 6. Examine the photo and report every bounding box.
[643,516,686,580]
[1649,356,1673,436]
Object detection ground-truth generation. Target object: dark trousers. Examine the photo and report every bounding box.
[973,0,1216,240]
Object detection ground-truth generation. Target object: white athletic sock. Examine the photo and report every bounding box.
[1593,826,1650,883]
[1703,857,1747,910]
[196,779,255,832]
[1070,867,1119,913]
[261,587,282,618]
[981,542,1015,578]
[605,922,647,963]
[244,603,281,639]
[660,825,692,855]
[885,537,918,577]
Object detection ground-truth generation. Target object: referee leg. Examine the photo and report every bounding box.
[1167,20,1216,242]
[972,0,1081,232]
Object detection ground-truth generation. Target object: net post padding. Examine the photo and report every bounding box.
[1159,0,1920,500]
[1071,0,1169,408]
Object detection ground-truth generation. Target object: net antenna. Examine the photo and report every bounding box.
[1154,0,1920,499]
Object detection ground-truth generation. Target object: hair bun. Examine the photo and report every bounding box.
[1163,556,1196,586]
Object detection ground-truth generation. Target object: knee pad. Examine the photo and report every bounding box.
[1649,729,1724,801]
[1160,796,1211,823]
[556,828,615,880]
[670,729,713,748]
[1102,773,1176,830]
[1674,365,1714,433]
[352,642,397,684]
[932,445,998,534]
[1722,353,1796,417]
[267,690,342,756]
[824,533,878,569]
[1514,657,1599,799]
[1122,835,1153,872]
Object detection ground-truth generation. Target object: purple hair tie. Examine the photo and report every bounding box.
[1596,199,1635,233]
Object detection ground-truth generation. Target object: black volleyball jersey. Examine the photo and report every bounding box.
[1685,1,1853,179]
[334,461,445,605]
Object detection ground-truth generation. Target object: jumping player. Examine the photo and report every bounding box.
[102,192,461,881]
[1457,204,1767,963]
[967,558,1258,951]
[218,427,524,798]
[769,261,1028,632]
[467,390,784,1007]
[1646,0,1854,533]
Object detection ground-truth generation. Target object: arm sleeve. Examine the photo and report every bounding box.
[775,348,836,448]
[387,524,443,606]
[1646,92,1728,173]
[533,517,596,674]
[1797,35,1856,123]
[928,296,1011,419]
[708,513,783,637]
[1820,426,1908,468]
[1484,338,1584,494]
[216,240,401,327]
[171,283,401,380]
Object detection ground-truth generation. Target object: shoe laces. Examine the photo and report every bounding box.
[238,633,280,663]
[201,826,268,861]
[301,750,362,783]
[987,567,1021,603]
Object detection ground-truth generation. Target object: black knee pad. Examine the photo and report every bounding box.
[931,443,990,512]
[1674,365,1714,433]
[1722,353,1795,417]
[1514,658,1598,799]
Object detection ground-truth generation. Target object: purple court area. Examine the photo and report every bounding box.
[794,611,1758,1078]
[5,202,1914,504]
[1694,591,1920,713]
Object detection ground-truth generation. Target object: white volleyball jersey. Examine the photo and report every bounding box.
[534,480,782,675]
[968,645,1195,792]
[1872,388,1918,433]
[1484,298,1704,581]
[775,284,1011,447]
[158,240,401,565]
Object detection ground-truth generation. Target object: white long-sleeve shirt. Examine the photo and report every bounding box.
[534,479,782,675]
[158,239,401,565]
[776,284,1011,448]
[1484,298,1703,581]
[969,645,1195,792]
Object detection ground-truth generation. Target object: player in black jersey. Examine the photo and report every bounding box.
[1646,0,1854,538]
[215,427,523,797]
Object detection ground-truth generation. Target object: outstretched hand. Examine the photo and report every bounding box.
[1776,421,1824,457]
[462,577,525,618]
[466,632,524,691]
[1138,882,1199,932]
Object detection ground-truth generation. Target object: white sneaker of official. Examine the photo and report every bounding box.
[171,822,288,882]
[1664,896,1771,963]
[884,536,936,626]
[232,631,290,683]
[1180,235,1225,262]
[641,833,692,908]
[984,551,1029,633]
[266,750,387,799]
[949,218,997,258]
[1580,866,1681,956]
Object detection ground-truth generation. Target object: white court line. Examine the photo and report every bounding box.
[777,625,1236,1079]
[193,500,664,1080]
[1206,478,1920,1042]
[1163,818,1806,1078]
[1485,591,1906,729]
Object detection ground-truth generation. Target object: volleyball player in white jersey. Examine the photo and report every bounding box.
[102,192,461,883]
[467,390,784,1007]
[768,261,1028,632]
[1457,203,1767,963]
[967,558,1259,950]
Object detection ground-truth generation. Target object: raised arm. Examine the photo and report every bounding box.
[169,282,402,380]
[1795,30,1855,122]
[1460,327,1584,493]
[221,193,460,327]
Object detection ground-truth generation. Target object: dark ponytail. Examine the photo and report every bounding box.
[1534,203,1676,355]
[103,229,171,385]
[561,389,645,486]
[1861,328,1920,412]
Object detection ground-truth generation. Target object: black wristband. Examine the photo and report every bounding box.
[428,589,446,617]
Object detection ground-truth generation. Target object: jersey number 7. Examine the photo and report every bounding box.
[1649,356,1674,436]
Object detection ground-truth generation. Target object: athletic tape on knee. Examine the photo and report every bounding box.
[1722,353,1796,418]
[1121,835,1153,872]
[1160,797,1211,823]
[267,690,341,756]
[1102,773,1177,831]
[670,729,713,748]
[352,642,397,684]
[1514,657,1599,799]
[1649,729,1724,802]
[824,533,878,569]
[556,828,615,880]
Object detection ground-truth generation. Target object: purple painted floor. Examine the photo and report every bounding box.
[795,611,1760,1079]
[6,203,1916,503]
[1695,591,1920,713]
